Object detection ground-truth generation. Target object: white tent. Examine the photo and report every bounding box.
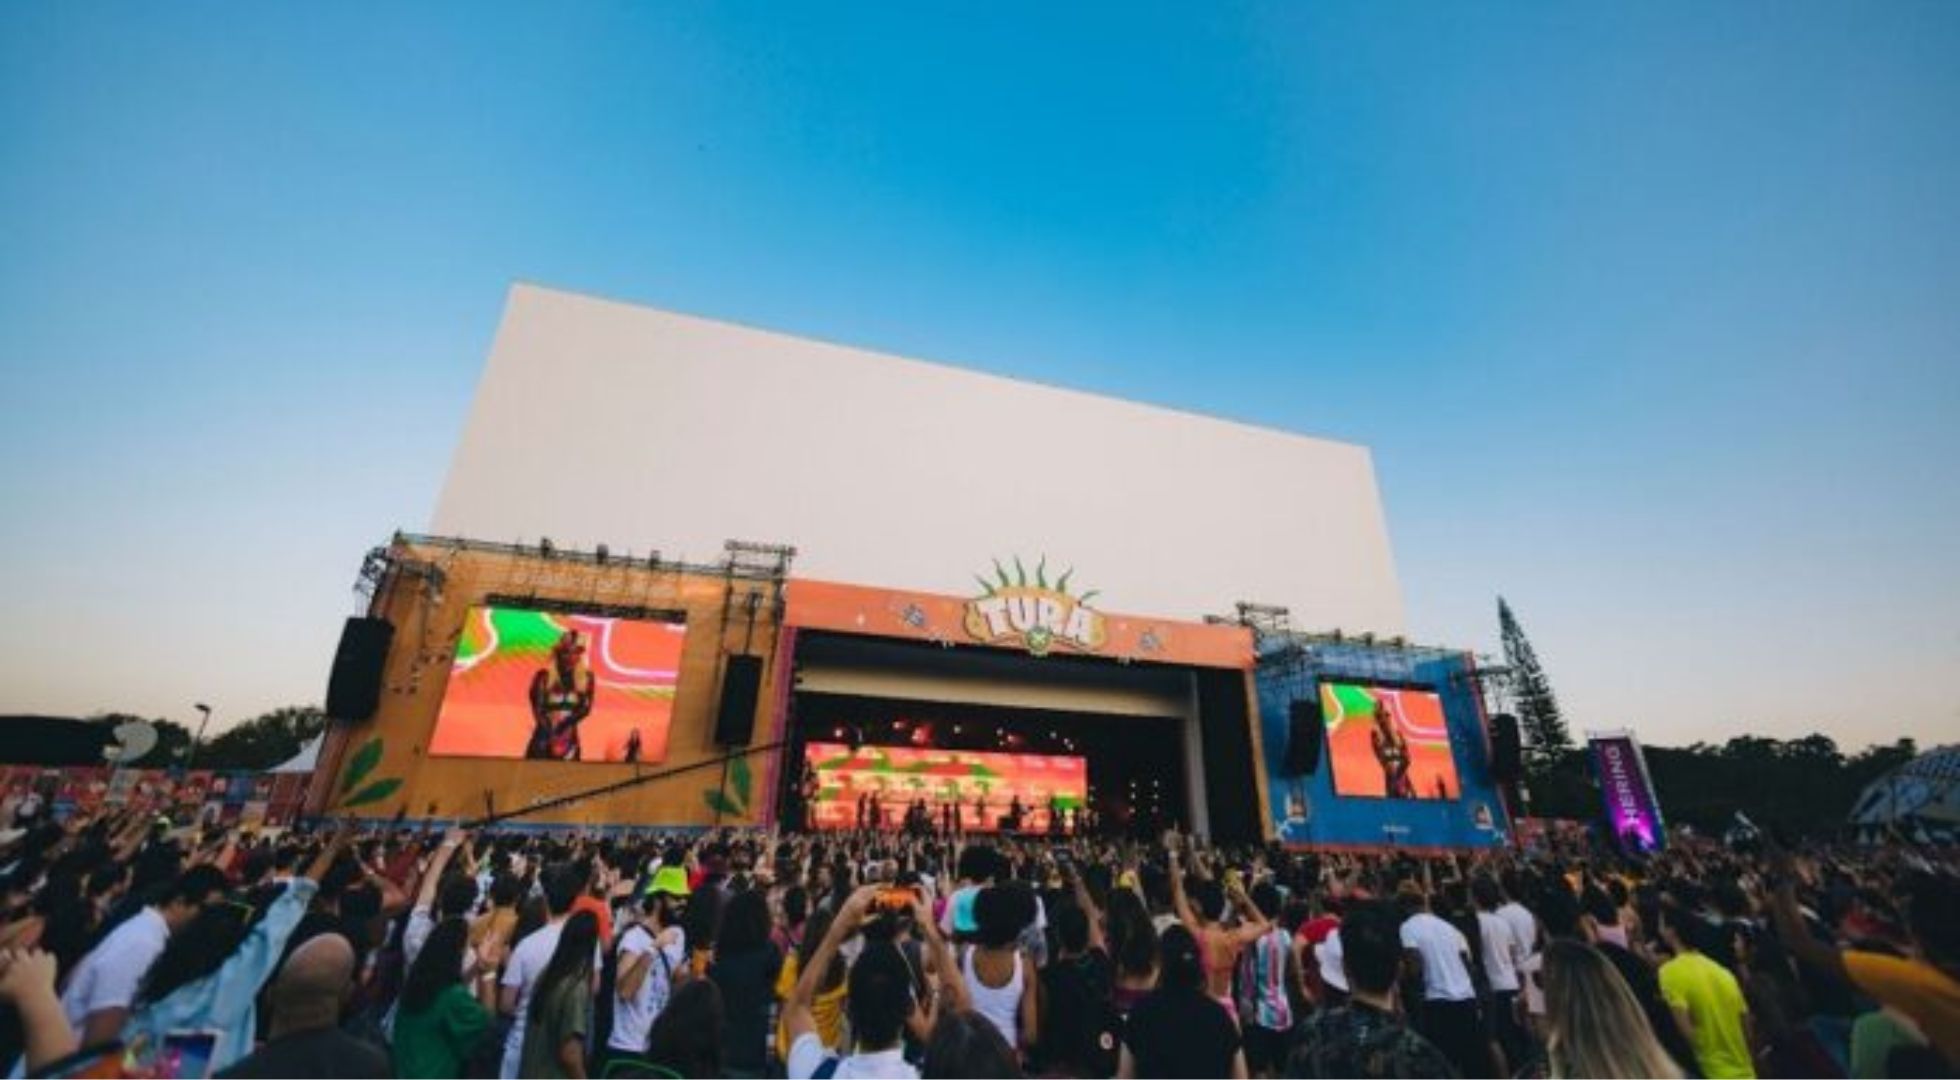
[1848,745,1960,840]
[270,735,322,775]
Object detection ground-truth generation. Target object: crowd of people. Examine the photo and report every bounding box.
[0,804,1955,1078]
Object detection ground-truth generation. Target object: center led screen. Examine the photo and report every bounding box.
[803,742,1087,832]
[428,605,687,763]
[1322,682,1462,800]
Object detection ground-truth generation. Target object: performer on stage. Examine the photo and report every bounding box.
[526,630,596,760]
[1369,690,1415,798]
[788,761,817,832]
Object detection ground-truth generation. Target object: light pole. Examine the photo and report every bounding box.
[187,703,214,770]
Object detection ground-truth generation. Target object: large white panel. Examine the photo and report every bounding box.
[433,284,1405,633]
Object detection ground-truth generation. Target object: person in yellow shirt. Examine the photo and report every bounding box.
[775,908,849,1059]
[1658,906,1757,1079]
[1766,848,1960,1072]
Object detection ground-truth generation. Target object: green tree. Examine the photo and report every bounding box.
[1499,597,1571,775]
[195,705,326,771]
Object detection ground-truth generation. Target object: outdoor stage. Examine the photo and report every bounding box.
[310,287,1513,849]
[314,535,1514,851]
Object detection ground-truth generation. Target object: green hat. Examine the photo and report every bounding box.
[646,865,691,898]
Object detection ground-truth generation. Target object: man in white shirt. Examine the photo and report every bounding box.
[1396,883,1485,1078]
[402,835,481,981]
[1494,875,1539,963]
[1472,876,1530,1071]
[606,880,688,1068]
[60,866,224,1047]
[1314,928,1348,998]
[497,864,595,1079]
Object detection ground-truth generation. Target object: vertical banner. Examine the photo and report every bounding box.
[1588,731,1665,853]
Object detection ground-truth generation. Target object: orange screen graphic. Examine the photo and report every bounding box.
[428,606,686,764]
[1322,682,1461,800]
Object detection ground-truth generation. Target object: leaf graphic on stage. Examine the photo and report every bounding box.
[730,754,753,808]
[343,778,402,809]
[703,788,743,817]
[333,736,405,815]
[341,738,383,794]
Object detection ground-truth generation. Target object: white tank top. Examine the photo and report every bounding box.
[961,946,1023,1049]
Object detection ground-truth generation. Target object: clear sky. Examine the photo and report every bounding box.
[2,3,1955,750]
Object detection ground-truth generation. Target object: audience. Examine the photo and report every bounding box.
[0,804,1954,1080]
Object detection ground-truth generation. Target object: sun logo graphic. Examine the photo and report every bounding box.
[963,556,1107,656]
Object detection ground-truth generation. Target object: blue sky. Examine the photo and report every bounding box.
[2,3,1955,750]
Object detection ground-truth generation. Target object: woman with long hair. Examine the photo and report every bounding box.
[1541,939,1683,1079]
[519,909,600,1079]
[708,889,782,1078]
[645,978,726,1078]
[1105,887,1159,1017]
[681,885,724,978]
[392,918,495,1078]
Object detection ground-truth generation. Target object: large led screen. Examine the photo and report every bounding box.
[803,742,1086,833]
[428,606,687,763]
[1322,682,1461,800]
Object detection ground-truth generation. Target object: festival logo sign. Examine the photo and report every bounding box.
[964,557,1107,657]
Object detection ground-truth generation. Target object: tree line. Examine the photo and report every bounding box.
[87,705,325,771]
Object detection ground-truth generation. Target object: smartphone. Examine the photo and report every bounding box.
[159,1030,220,1079]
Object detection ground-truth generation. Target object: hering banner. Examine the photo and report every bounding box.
[1588,730,1666,853]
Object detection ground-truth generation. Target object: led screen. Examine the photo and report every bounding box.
[428,606,686,763]
[1322,682,1461,800]
[803,742,1086,832]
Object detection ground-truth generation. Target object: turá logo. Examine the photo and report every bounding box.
[963,556,1107,656]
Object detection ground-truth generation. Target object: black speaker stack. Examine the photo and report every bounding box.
[325,616,393,720]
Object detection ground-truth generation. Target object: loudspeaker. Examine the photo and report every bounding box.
[713,654,764,746]
[325,617,393,720]
[1490,713,1522,783]
[1282,699,1325,776]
